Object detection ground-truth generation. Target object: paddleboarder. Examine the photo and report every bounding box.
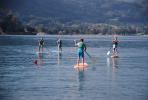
[38,37,44,53]
[57,38,62,51]
[112,36,118,55]
[74,39,87,66]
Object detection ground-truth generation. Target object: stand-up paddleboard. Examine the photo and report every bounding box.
[36,52,42,54]
[111,55,119,58]
[51,50,62,53]
[74,63,88,68]
[36,51,45,54]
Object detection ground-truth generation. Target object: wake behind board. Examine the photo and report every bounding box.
[74,63,88,68]
[111,55,119,58]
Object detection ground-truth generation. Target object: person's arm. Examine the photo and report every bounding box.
[112,40,115,44]
[74,40,78,46]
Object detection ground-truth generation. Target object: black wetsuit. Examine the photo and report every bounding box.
[39,39,44,46]
[57,40,62,48]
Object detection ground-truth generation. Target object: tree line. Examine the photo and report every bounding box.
[0,13,148,35]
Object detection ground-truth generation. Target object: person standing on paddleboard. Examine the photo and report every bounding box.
[74,39,87,66]
[38,37,44,53]
[112,36,118,55]
[57,38,62,51]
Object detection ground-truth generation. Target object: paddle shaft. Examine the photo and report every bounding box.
[84,51,96,63]
[85,51,92,58]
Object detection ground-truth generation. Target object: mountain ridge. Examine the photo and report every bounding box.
[0,0,147,25]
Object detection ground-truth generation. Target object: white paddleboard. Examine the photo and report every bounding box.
[36,52,46,55]
[51,50,62,53]
[36,52,43,54]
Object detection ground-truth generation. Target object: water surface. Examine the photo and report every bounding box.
[0,35,148,100]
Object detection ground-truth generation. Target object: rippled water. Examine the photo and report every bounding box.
[0,35,148,100]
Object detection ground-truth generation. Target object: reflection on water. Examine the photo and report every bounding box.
[36,53,43,65]
[57,52,62,64]
[106,57,119,81]
[92,65,96,71]
[78,70,85,91]
[0,35,148,100]
[106,57,119,68]
[111,57,119,68]
[106,57,110,68]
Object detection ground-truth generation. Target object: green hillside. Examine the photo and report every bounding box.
[0,0,148,35]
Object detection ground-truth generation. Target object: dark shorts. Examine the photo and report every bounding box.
[77,50,84,58]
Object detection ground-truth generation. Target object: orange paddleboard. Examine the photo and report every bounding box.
[74,63,88,68]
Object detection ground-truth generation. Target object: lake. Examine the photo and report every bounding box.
[0,35,148,100]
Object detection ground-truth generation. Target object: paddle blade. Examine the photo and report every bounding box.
[85,51,96,63]
[107,51,110,55]
[92,59,96,63]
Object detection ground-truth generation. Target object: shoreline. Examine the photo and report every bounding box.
[0,34,148,36]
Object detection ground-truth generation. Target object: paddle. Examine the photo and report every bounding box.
[85,51,96,63]
[106,47,112,56]
[107,50,110,56]
[107,46,112,56]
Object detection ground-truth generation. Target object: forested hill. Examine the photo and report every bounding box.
[0,0,148,35]
[0,0,148,24]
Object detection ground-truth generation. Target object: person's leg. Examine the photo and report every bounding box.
[57,45,59,51]
[77,51,81,65]
[77,56,80,65]
[115,48,118,55]
[112,49,114,55]
[82,52,84,65]
[41,45,43,53]
[39,45,41,52]
[112,44,116,55]
[113,48,116,55]
[58,45,62,51]
[115,45,117,55]
[112,45,114,55]
[60,46,62,51]
[82,57,84,65]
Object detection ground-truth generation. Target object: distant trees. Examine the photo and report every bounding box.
[0,13,23,34]
[0,12,147,35]
[0,13,35,35]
